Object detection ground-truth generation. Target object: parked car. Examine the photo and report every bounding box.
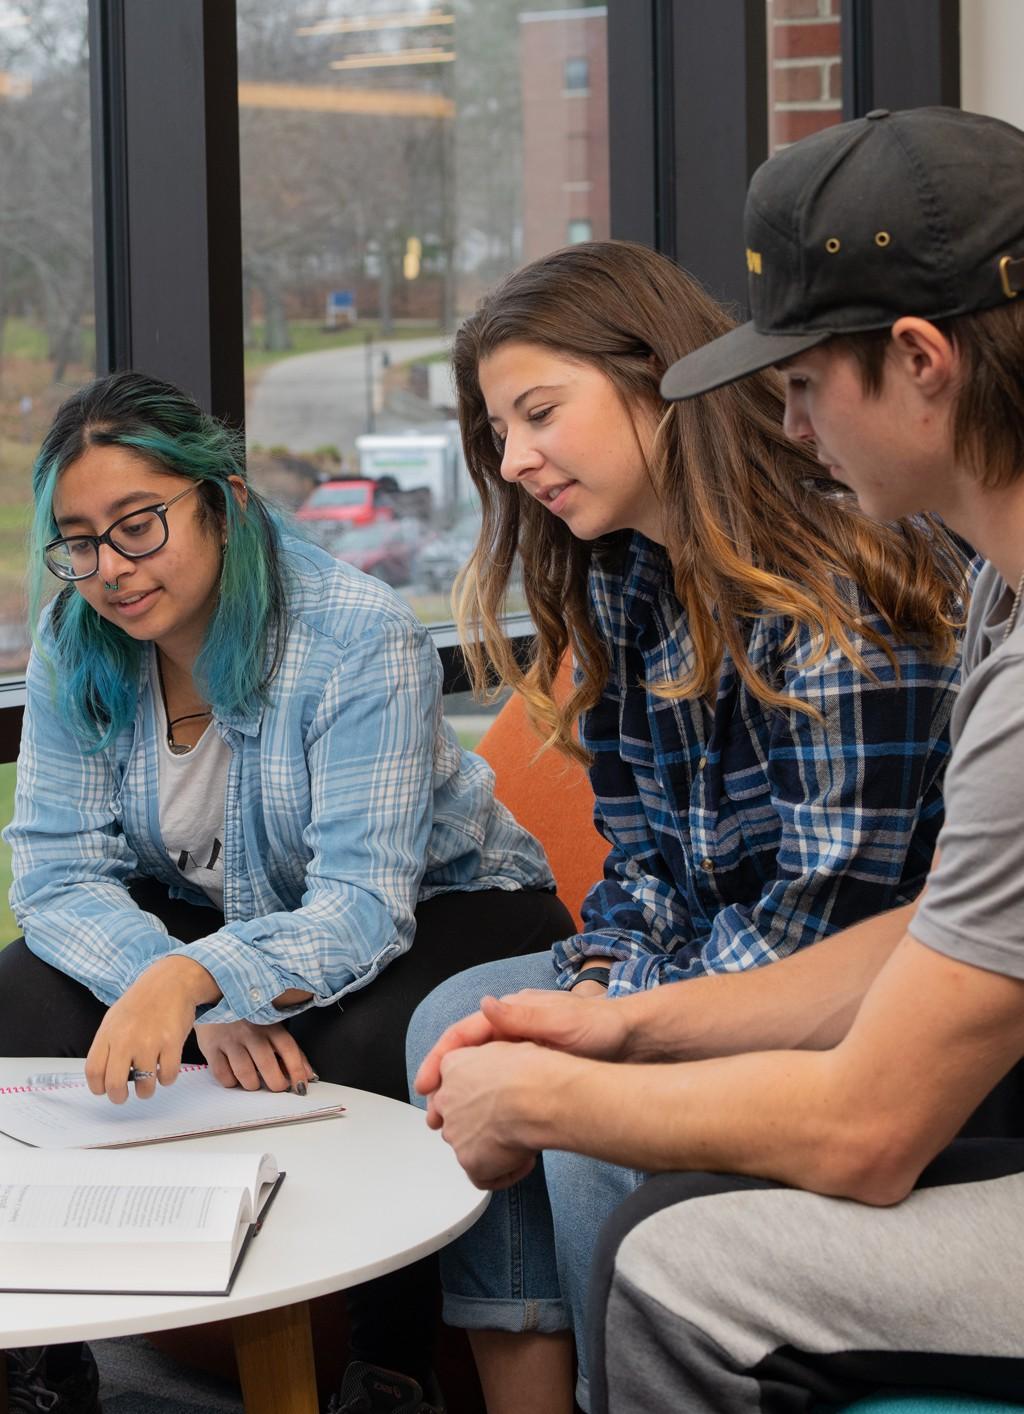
[295,479,393,529]
[330,518,429,588]
[296,476,432,530]
[413,507,483,593]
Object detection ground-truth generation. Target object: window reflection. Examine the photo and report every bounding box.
[0,1,93,677]
[237,0,609,626]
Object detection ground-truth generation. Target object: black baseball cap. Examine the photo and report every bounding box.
[662,106,1024,401]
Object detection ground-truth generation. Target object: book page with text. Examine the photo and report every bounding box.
[0,1148,278,1212]
[0,1179,245,1244]
[0,1179,251,1293]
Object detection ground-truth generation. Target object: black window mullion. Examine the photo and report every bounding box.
[669,0,767,311]
[843,0,960,119]
[88,0,244,426]
[608,0,767,313]
[607,0,661,251]
[89,0,131,373]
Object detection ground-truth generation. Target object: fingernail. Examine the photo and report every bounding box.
[309,1072,320,1083]
[294,1082,307,1096]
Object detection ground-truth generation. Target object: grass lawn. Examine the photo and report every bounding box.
[0,493,33,609]
[244,319,443,373]
[1,316,96,366]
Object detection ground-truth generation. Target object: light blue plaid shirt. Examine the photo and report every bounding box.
[5,538,553,1024]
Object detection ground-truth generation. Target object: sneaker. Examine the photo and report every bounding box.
[327,1359,445,1414]
[6,1345,102,1413]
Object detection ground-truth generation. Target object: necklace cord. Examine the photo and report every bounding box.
[156,653,212,752]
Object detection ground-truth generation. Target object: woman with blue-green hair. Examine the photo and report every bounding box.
[0,369,570,1413]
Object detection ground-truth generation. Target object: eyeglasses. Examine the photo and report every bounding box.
[44,484,200,582]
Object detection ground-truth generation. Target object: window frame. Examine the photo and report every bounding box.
[563,55,591,93]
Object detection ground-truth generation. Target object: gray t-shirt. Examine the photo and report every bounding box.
[910,559,1024,978]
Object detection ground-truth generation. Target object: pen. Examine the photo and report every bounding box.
[24,1070,83,1087]
[123,1067,318,1092]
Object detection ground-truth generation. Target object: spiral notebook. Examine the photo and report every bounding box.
[0,1064,346,1149]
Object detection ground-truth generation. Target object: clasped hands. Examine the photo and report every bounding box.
[85,955,315,1104]
[413,982,631,1191]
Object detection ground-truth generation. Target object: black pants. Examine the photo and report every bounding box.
[0,880,575,1383]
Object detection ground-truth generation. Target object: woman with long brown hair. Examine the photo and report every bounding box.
[407,240,973,1414]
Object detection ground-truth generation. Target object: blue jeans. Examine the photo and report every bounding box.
[406,952,647,1412]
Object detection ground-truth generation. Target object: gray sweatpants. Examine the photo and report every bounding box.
[587,1141,1024,1412]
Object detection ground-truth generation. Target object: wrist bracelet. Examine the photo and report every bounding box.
[571,966,611,990]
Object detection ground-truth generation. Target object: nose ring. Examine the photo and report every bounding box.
[104,579,119,592]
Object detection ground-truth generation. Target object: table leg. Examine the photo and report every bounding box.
[232,1301,319,1414]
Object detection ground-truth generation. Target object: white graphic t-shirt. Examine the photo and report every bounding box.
[153,676,231,911]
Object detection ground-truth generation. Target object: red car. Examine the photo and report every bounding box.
[296,480,393,529]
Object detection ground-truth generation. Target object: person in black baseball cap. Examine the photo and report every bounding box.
[413,107,1024,1414]
[662,104,1024,399]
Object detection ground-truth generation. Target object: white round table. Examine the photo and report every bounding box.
[0,1060,488,1414]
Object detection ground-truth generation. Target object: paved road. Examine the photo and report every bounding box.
[246,335,451,455]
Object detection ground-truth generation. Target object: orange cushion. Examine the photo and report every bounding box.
[476,676,606,929]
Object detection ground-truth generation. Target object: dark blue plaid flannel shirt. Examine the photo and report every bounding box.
[553,534,966,995]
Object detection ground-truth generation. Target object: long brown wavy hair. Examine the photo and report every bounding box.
[453,241,969,763]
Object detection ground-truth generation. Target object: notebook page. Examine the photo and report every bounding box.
[0,1067,344,1149]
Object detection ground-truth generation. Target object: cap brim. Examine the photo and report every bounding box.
[660,322,832,401]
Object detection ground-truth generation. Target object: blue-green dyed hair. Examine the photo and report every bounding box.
[29,370,287,752]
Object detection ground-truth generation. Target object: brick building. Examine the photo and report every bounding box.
[518,1,840,264]
[519,7,610,262]
[767,0,843,151]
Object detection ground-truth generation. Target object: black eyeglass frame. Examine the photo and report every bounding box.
[43,483,201,582]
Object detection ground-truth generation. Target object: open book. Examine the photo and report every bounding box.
[0,1148,283,1295]
[0,1064,345,1148]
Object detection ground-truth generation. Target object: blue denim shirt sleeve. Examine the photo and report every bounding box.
[5,637,180,1003]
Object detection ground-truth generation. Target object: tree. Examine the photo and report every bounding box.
[237,0,450,344]
[0,0,92,384]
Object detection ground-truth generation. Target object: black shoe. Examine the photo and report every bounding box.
[5,1345,102,1413]
[327,1359,445,1414]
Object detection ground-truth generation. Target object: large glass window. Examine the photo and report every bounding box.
[237,1,609,628]
[0,1,93,681]
[766,0,842,154]
[0,0,92,943]
[564,55,589,93]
